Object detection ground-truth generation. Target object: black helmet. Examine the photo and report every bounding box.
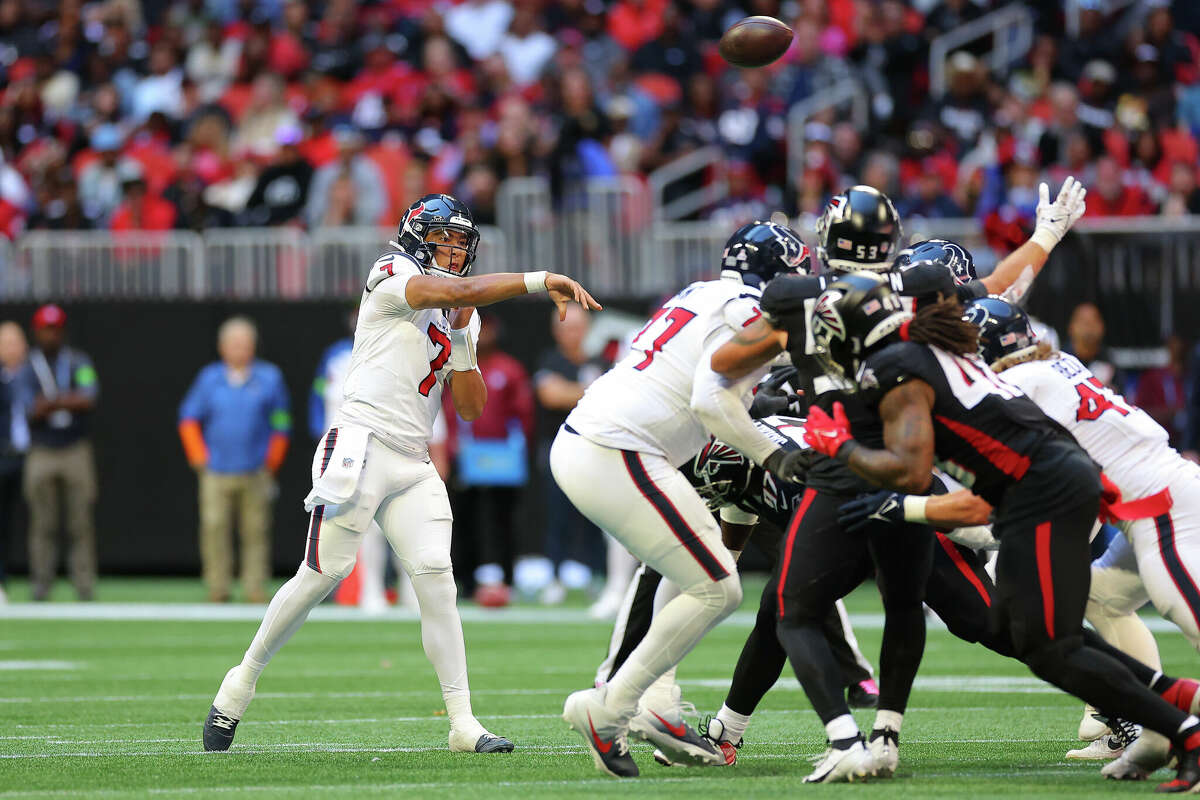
[721,220,812,289]
[810,271,912,390]
[396,193,480,277]
[893,238,977,285]
[963,296,1039,369]
[692,437,753,510]
[816,186,902,273]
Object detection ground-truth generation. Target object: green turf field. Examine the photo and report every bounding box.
[2,578,1195,798]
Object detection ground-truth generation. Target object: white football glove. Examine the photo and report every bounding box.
[1031,175,1087,253]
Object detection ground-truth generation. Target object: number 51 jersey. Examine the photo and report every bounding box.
[567,278,766,468]
[335,245,480,459]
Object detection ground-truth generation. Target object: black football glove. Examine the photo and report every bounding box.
[837,490,907,533]
[750,366,802,419]
[763,447,811,484]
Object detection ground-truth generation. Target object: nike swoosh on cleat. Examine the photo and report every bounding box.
[588,712,613,754]
[649,710,689,739]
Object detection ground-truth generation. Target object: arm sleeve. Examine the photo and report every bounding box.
[691,354,781,467]
[268,370,292,435]
[178,368,210,423]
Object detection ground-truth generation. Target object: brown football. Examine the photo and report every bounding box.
[718,16,794,68]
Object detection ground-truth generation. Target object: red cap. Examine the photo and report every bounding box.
[32,304,66,330]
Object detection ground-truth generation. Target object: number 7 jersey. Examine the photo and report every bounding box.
[334,245,480,458]
[566,278,766,467]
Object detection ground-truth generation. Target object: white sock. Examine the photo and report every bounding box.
[874,709,903,733]
[1179,715,1200,734]
[826,713,860,742]
[605,576,741,718]
[411,570,482,735]
[716,704,751,744]
[216,565,338,718]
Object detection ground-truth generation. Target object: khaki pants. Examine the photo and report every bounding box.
[199,470,273,600]
[24,440,97,600]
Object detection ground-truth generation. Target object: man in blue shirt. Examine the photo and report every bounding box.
[20,305,99,601]
[179,317,291,603]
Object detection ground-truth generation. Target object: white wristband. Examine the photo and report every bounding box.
[1030,227,1060,253]
[902,495,930,525]
[447,327,477,372]
[524,271,548,293]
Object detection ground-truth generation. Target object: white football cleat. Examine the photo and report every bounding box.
[630,685,723,767]
[867,727,899,777]
[1101,730,1172,780]
[805,737,875,783]
[1066,734,1124,760]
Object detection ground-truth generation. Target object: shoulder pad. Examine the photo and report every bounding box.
[859,342,935,408]
[760,274,826,319]
[366,250,422,293]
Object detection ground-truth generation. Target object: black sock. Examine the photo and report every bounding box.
[725,605,788,715]
[876,603,926,714]
[777,620,852,723]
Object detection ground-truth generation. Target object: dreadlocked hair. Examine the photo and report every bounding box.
[991,341,1055,373]
[907,295,979,355]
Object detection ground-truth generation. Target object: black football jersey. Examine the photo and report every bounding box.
[760,264,984,495]
[859,341,1070,507]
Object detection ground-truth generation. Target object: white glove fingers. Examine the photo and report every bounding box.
[1039,182,1050,207]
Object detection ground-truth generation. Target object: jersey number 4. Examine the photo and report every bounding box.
[1075,377,1131,422]
[419,324,452,396]
[630,307,697,370]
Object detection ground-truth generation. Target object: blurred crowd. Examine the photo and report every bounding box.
[0,0,1198,242]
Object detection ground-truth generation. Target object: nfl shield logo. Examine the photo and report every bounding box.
[342,457,355,468]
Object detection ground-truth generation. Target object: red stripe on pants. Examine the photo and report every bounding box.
[1035,521,1054,639]
[936,532,990,607]
[777,488,818,618]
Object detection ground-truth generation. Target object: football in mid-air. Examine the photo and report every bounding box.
[718,16,794,68]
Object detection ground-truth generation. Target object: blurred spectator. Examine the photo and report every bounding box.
[445,0,513,61]
[534,304,605,604]
[607,0,666,52]
[131,41,184,122]
[1133,334,1189,444]
[178,317,290,603]
[1085,156,1156,217]
[445,315,533,603]
[1065,302,1124,390]
[242,124,313,226]
[1162,162,1200,216]
[1057,0,1119,82]
[20,305,99,602]
[928,51,990,151]
[186,20,242,103]
[110,164,177,231]
[230,73,300,160]
[306,127,387,228]
[0,321,28,604]
[631,3,701,82]
[780,17,854,106]
[78,125,135,226]
[499,3,556,87]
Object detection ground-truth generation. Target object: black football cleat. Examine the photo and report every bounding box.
[847,678,879,709]
[203,705,240,752]
[474,734,515,753]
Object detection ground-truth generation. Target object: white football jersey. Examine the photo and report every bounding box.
[567,278,768,467]
[334,246,479,458]
[1001,352,1174,500]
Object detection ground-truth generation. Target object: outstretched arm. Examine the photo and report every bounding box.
[805,381,936,494]
[405,271,602,316]
[708,317,787,381]
[981,176,1087,297]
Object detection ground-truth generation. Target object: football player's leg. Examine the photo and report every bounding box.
[774,491,874,763]
[926,533,1016,657]
[204,508,356,751]
[995,498,1198,750]
[595,562,662,687]
[826,600,878,706]
[1131,511,1200,653]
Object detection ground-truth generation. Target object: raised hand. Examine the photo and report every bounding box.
[546,274,603,320]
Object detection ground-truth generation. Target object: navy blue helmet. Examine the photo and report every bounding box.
[963,296,1039,368]
[721,221,812,289]
[396,193,480,277]
[893,238,977,285]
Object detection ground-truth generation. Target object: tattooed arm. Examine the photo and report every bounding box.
[709,317,787,380]
[841,381,936,494]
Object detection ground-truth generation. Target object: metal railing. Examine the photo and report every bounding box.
[6,210,1200,349]
[929,3,1034,98]
[785,79,871,190]
[648,146,727,222]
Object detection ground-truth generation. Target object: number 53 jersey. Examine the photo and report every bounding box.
[335,246,480,458]
[567,278,766,468]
